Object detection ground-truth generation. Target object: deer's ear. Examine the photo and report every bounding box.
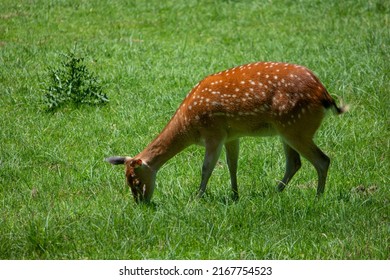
[130,158,143,168]
[105,156,131,165]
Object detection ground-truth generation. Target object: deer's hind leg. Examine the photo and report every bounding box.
[276,140,302,192]
[283,136,330,196]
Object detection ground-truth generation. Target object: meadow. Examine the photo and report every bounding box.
[0,0,389,259]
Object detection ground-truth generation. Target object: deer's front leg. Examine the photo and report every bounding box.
[197,136,225,198]
[225,139,240,201]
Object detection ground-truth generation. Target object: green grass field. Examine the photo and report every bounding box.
[0,0,389,259]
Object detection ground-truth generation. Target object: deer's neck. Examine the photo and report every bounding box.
[138,115,193,171]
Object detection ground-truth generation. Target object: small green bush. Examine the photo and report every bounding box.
[43,51,108,111]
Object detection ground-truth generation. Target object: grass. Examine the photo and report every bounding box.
[0,0,389,259]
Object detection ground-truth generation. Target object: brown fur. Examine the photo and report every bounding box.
[107,62,347,203]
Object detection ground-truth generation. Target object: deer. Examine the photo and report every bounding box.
[106,61,348,203]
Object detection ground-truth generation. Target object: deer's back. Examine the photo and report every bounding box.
[174,62,332,140]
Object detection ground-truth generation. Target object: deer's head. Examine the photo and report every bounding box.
[106,156,156,203]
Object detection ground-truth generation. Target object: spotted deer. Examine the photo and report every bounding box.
[106,62,348,203]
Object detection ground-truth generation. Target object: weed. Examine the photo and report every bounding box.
[42,50,108,111]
